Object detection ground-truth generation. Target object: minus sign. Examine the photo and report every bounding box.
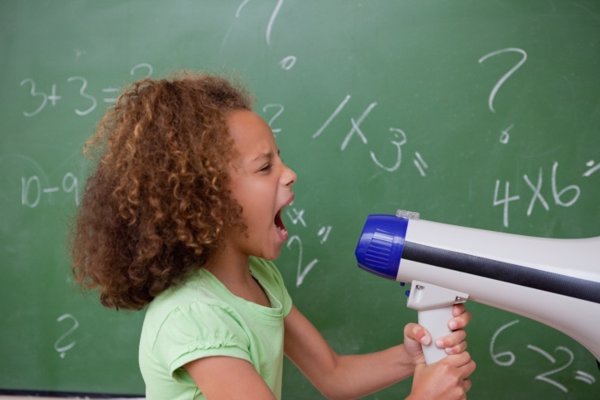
[43,187,59,193]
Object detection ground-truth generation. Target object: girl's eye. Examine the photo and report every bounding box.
[259,163,272,173]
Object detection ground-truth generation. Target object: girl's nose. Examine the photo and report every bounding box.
[283,163,297,187]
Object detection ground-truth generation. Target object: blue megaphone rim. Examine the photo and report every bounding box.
[355,214,409,280]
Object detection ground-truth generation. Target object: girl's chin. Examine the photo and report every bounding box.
[267,243,285,261]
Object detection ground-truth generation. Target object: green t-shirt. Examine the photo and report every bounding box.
[139,257,293,399]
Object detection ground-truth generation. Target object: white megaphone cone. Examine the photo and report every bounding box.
[355,212,600,364]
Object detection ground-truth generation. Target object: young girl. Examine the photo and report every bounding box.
[72,72,475,400]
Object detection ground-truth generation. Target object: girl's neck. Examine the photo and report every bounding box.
[204,246,250,285]
[204,246,271,308]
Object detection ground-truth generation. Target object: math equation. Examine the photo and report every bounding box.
[19,63,153,118]
[490,320,597,393]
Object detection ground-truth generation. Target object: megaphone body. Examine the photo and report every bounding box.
[355,212,600,364]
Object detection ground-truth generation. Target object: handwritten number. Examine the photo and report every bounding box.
[62,173,80,206]
[493,180,520,228]
[262,104,284,135]
[528,345,574,393]
[370,127,407,172]
[490,319,519,366]
[551,162,580,207]
[491,321,590,393]
[67,76,97,116]
[286,235,317,287]
[20,79,48,117]
[21,176,41,208]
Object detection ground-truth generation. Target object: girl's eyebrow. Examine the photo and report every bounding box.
[252,146,280,162]
[251,151,274,163]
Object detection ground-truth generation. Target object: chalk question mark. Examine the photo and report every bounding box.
[478,48,527,144]
[54,313,79,359]
[236,0,297,70]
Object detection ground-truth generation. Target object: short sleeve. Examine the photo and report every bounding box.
[153,301,251,377]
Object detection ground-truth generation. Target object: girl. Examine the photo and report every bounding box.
[72,72,475,400]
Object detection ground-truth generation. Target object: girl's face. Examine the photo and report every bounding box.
[225,110,297,260]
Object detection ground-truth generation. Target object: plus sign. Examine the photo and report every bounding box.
[47,84,62,106]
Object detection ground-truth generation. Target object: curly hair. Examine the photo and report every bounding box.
[71,72,252,310]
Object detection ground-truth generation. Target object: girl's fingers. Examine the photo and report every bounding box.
[436,329,466,349]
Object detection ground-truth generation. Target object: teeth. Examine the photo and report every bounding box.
[275,210,286,231]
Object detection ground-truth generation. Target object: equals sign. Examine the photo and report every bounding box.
[413,152,428,177]
[102,87,120,104]
[574,370,596,385]
[583,160,600,177]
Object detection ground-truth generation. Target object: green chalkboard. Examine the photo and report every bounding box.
[1,1,599,398]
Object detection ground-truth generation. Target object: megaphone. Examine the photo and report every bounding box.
[355,211,600,364]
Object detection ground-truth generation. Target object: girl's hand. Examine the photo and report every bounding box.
[403,304,472,366]
[404,304,475,400]
[407,352,476,400]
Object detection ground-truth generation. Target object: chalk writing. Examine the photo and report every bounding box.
[262,103,285,135]
[20,63,154,117]
[286,207,306,227]
[499,124,514,145]
[54,313,79,359]
[479,48,527,144]
[317,225,332,244]
[20,79,52,117]
[583,160,600,177]
[66,76,97,116]
[575,371,597,385]
[493,161,581,228]
[527,344,574,393]
[313,95,427,175]
[279,55,297,70]
[286,235,318,288]
[489,319,519,366]
[412,151,429,177]
[369,127,405,173]
[478,48,528,114]
[490,320,597,393]
[130,63,153,80]
[235,0,295,70]
[312,95,351,139]
[284,205,332,287]
[21,172,79,208]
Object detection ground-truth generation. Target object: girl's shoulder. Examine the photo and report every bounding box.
[145,269,222,320]
[140,268,245,349]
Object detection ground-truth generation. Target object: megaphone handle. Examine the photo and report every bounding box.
[417,306,454,364]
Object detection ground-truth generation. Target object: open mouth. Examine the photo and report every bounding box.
[274,210,287,234]
[274,195,293,241]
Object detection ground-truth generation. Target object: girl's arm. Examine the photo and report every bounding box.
[284,305,475,400]
[185,356,277,400]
